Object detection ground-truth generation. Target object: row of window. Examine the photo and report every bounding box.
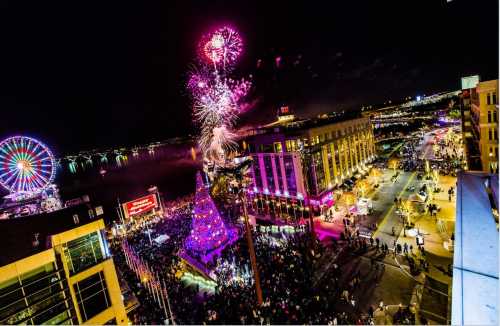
[488,128,498,141]
[251,132,374,154]
[74,271,111,322]
[63,231,108,275]
[0,263,77,325]
[0,231,113,325]
[486,92,498,105]
[251,154,298,196]
[307,140,372,195]
[310,129,371,146]
[487,110,498,123]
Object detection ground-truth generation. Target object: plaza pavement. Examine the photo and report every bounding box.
[313,128,458,324]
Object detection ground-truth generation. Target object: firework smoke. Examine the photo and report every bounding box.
[188,25,251,165]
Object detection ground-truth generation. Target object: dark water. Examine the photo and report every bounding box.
[56,143,201,224]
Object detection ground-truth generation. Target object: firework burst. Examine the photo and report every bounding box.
[202,26,243,67]
[188,25,251,166]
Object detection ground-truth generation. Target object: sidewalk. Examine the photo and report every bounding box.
[333,245,419,321]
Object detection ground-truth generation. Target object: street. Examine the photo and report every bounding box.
[311,126,459,323]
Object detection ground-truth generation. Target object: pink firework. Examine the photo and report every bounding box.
[202,26,243,66]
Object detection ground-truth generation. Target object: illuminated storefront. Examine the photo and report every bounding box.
[242,111,376,221]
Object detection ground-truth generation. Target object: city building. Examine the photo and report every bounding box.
[462,77,499,173]
[241,107,376,219]
[452,172,498,325]
[0,202,128,325]
[470,79,499,173]
[459,75,482,171]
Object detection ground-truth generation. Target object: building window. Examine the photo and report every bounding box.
[487,93,491,105]
[63,232,107,275]
[493,92,497,104]
[0,263,75,325]
[489,129,492,140]
[488,111,492,123]
[273,142,282,153]
[74,272,111,322]
[283,155,297,196]
[273,156,281,192]
[495,129,498,141]
[328,145,335,181]
[494,111,498,123]
[252,155,263,189]
[311,151,326,194]
[263,156,275,193]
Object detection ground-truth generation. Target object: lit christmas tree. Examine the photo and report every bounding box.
[185,172,235,256]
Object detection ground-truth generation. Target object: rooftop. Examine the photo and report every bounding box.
[452,172,499,325]
[248,111,365,137]
[0,203,102,267]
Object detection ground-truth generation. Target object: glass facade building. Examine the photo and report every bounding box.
[0,262,77,325]
[0,204,127,325]
[63,232,108,276]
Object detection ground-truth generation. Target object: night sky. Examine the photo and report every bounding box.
[0,0,498,155]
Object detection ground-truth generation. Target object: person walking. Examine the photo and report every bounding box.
[342,289,349,302]
[403,243,408,254]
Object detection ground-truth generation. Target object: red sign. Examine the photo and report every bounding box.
[123,194,158,218]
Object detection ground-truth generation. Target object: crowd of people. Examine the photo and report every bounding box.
[110,189,418,324]
[107,139,452,325]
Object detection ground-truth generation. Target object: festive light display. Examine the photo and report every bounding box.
[188,25,251,165]
[0,136,56,193]
[122,240,174,322]
[201,26,242,67]
[185,172,235,255]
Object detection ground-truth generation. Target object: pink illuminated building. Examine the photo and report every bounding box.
[240,108,376,220]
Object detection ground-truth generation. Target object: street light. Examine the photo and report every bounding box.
[369,168,382,185]
[355,180,370,198]
[218,159,263,306]
[339,192,357,224]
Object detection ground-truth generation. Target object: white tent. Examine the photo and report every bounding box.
[153,234,170,245]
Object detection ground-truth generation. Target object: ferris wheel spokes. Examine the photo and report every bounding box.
[0,136,56,193]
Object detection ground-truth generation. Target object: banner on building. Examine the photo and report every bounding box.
[122,194,158,219]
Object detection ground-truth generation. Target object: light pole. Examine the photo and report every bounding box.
[224,159,264,306]
[240,193,263,305]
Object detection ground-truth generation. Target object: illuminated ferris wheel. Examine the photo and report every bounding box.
[0,136,56,193]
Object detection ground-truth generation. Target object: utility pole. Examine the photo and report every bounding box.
[240,192,263,305]
[117,197,127,236]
